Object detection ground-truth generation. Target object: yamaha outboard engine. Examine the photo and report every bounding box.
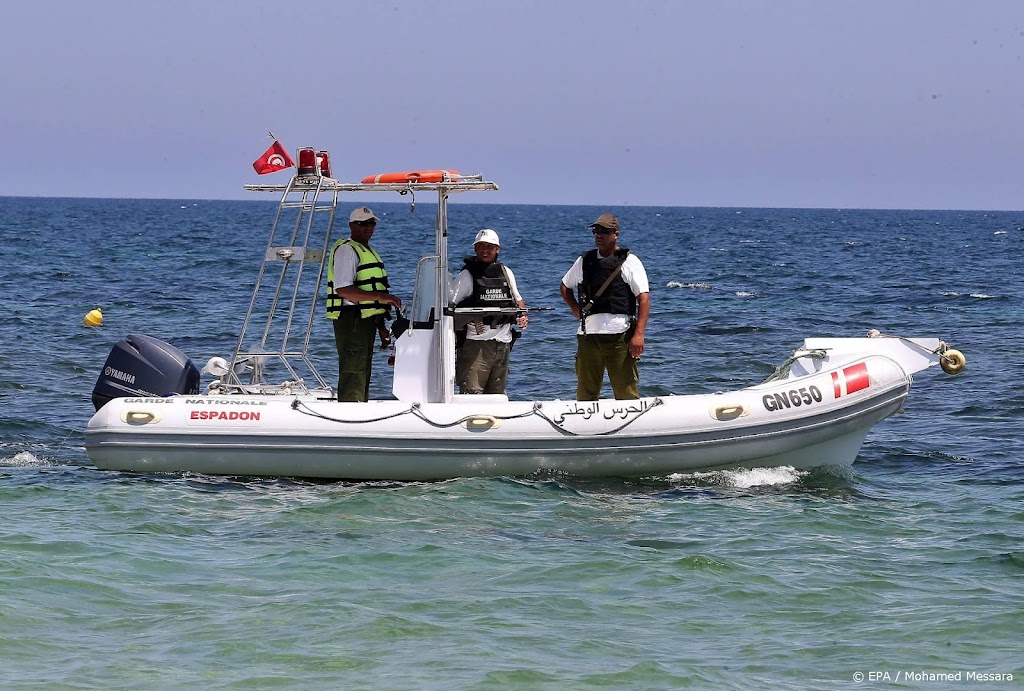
[92,334,200,411]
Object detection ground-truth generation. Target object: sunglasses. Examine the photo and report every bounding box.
[354,220,377,227]
[591,228,615,235]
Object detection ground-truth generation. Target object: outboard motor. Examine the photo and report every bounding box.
[92,334,200,411]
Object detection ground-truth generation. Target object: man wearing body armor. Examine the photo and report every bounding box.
[326,207,403,402]
[559,213,650,400]
[450,228,528,395]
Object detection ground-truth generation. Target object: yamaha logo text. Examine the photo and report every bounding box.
[103,366,136,385]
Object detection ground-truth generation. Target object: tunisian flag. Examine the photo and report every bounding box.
[252,141,295,175]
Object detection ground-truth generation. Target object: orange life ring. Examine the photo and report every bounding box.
[361,170,461,184]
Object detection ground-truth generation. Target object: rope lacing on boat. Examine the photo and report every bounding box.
[290,397,665,436]
[291,399,539,427]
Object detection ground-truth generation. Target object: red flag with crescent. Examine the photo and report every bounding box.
[252,141,295,175]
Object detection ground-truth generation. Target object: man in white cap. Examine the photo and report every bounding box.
[560,213,649,400]
[450,228,528,395]
[326,207,402,401]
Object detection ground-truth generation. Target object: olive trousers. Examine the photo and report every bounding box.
[456,339,510,394]
[574,332,639,401]
[332,311,378,402]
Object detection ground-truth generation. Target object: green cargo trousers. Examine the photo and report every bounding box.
[333,310,378,402]
[456,339,511,394]
[575,331,639,401]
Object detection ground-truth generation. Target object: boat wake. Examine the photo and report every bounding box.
[1,451,53,467]
[669,466,807,488]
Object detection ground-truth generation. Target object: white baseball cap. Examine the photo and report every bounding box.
[349,206,380,223]
[474,228,500,246]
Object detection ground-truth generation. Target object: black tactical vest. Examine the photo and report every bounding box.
[578,248,635,316]
[457,258,516,325]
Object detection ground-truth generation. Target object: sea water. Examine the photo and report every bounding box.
[0,197,1021,688]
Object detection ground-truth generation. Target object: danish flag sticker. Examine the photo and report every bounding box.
[832,362,870,398]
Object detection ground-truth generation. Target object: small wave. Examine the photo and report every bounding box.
[994,230,1007,235]
[2,451,50,467]
[735,291,757,298]
[666,281,711,290]
[941,291,995,300]
[625,538,700,550]
[697,324,762,335]
[994,552,1024,570]
[668,466,806,487]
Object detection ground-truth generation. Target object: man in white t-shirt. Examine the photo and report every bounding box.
[450,228,527,394]
[559,213,650,400]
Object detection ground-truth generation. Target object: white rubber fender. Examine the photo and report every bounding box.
[940,348,966,375]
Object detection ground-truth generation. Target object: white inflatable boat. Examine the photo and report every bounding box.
[84,160,965,480]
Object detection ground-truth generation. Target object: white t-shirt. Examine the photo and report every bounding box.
[330,243,365,307]
[450,265,524,344]
[561,252,649,335]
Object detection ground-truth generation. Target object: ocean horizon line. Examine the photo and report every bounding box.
[2,194,1021,215]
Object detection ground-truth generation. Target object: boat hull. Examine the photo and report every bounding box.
[85,354,912,480]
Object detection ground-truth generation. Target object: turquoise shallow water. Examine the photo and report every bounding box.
[1,197,1022,687]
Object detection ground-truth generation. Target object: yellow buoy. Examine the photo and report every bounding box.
[940,348,966,375]
[83,308,103,327]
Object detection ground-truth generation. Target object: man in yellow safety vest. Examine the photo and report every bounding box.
[326,207,403,401]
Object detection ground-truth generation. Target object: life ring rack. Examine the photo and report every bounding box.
[361,169,461,185]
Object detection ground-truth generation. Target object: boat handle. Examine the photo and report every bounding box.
[711,404,747,421]
[123,410,159,425]
[463,415,501,431]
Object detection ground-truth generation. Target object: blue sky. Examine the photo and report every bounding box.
[4,1,1023,209]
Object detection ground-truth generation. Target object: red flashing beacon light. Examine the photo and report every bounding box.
[317,150,331,178]
[297,147,317,176]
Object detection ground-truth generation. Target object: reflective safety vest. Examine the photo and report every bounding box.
[326,239,390,320]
